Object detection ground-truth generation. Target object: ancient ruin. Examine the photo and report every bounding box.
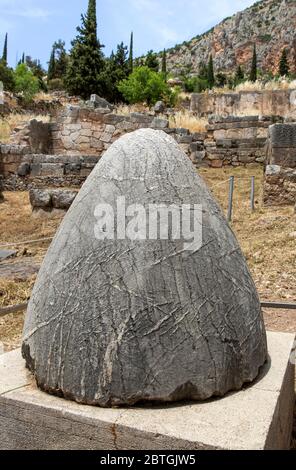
[264,123,296,206]
[22,129,267,407]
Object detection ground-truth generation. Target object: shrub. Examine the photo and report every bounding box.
[0,62,15,92]
[47,78,64,91]
[118,66,173,106]
[184,76,208,93]
[14,63,40,103]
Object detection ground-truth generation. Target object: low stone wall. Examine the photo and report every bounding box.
[205,115,279,167]
[264,123,296,206]
[1,152,100,190]
[1,104,288,190]
[191,89,296,119]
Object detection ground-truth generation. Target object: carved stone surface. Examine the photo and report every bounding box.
[22,129,267,407]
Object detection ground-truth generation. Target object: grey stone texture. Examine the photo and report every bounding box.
[22,129,267,407]
[29,188,78,213]
[264,123,296,206]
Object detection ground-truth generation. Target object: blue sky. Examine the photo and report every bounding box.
[0,0,256,68]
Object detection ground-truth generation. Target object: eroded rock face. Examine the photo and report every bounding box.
[22,129,267,407]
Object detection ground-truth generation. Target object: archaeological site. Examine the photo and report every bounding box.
[0,0,295,457]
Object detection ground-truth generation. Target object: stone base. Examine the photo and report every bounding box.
[0,331,295,450]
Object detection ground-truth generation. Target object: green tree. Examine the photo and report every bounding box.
[65,0,106,99]
[207,55,215,88]
[216,72,227,87]
[145,50,159,72]
[161,49,167,80]
[25,56,47,91]
[47,47,56,81]
[184,76,208,93]
[198,61,208,80]
[14,63,40,102]
[129,32,133,73]
[118,66,171,106]
[103,42,129,102]
[21,52,25,64]
[0,62,15,92]
[249,45,257,82]
[235,65,245,84]
[53,40,68,79]
[2,33,8,64]
[279,48,290,76]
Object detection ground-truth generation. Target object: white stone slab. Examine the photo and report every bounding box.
[0,331,294,450]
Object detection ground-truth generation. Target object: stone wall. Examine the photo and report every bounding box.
[264,123,296,206]
[0,104,287,190]
[205,115,279,167]
[191,89,296,119]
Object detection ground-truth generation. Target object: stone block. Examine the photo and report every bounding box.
[103,114,125,125]
[151,117,169,129]
[130,113,154,124]
[39,163,64,177]
[269,123,296,148]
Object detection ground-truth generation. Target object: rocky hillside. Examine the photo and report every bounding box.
[163,0,296,77]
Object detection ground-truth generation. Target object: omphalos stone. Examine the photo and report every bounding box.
[22,129,267,407]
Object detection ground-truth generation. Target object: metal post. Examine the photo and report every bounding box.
[250,176,255,212]
[227,176,234,223]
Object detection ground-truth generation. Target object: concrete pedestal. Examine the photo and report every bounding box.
[0,331,295,450]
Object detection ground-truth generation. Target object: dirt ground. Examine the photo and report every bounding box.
[0,165,295,447]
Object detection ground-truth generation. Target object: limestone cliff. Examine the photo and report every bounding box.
[163,0,296,77]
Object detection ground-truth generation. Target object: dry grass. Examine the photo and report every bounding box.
[33,91,58,102]
[200,165,296,329]
[169,110,208,132]
[235,79,296,92]
[0,191,62,245]
[0,113,51,143]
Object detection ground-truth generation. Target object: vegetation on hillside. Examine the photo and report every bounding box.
[0,0,295,107]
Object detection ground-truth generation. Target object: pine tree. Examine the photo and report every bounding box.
[47,48,56,81]
[2,33,8,64]
[249,45,257,82]
[207,55,215,89]
[279,48,290,76]
[65,0,105,99]
[146,50,159,72]
[21,53,25,64]
[129,32,133,73]
[161,49,167,80]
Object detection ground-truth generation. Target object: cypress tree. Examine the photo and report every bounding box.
[129,32,133,73]
[47,47,56,81]
[65,0,105,99]
[161,49,167,80]
[22,53,25,64]
[279,48,290,76]
[207,55,215,89]
[249,45,257,82]
[2,33,8,64]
